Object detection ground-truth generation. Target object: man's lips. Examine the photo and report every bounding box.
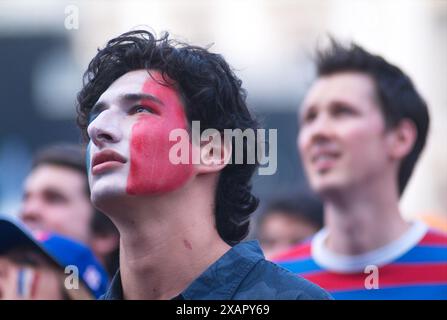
[309,147,341,172]
[92,149,127,175]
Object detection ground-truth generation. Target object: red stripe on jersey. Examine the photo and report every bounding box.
[304,263,447,291]
[272,242,312,262]
[419,230,447,246]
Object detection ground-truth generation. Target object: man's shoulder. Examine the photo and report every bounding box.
[234,257,332,300]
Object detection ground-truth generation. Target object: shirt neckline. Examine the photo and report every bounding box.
[311,220,428,273]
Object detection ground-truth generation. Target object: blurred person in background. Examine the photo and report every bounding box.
[20,144,119,276]
[256,191,323,260]
[0,216,108,299]
[274,40,447,299]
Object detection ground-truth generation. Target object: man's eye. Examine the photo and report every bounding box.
[89,105,106,123]
[301,111,317,125]
[133,105,155,114]
[333,105,355,116]
[44,192,66,204]
[337,108,351,114]
[88,112,99,124]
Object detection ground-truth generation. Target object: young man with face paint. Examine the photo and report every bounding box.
[77,30,331,300]
[274,41,447,299]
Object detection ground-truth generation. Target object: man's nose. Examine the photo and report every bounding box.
[20,199,44,227]
[87,110,123,147]
[308,113,335,143]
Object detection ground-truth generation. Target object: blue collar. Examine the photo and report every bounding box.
[182,240,264,299]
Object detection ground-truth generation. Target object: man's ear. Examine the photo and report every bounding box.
[386,119,417,160]
[195,130,232,174]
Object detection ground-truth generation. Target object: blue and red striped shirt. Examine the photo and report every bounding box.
[274,221,447,299]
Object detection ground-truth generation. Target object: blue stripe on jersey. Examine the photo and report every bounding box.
[331,283,447,300]
[395,246,447,264]
[278,258,322,274]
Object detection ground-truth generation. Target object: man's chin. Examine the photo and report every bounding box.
[310,175,345,195]
[91,186,128,210]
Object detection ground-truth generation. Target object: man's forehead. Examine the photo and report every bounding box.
[318,72,374,91]
[25,165,85,190]
[301,72,376,110]
[97,69,152,103]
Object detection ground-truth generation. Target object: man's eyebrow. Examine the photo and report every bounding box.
[121,93,164,106]
[90,93,164,115]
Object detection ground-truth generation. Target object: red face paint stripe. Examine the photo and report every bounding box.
[126,71,194,195]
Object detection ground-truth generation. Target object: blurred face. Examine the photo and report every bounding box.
[298,72,390,196]
[0,254,63,300]
[87,69,194,206]
[20,165,93,243]
[259,212,318,260]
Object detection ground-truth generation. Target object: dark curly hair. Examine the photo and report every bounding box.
[316,40,430,195]
[77,30,259,245]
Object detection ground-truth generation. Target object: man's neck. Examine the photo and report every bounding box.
[322,177,410,256]
[108,178,231,300]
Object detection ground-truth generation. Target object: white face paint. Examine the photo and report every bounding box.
[87,71,147,205]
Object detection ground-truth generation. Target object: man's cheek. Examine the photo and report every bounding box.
[126,118,193,195]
